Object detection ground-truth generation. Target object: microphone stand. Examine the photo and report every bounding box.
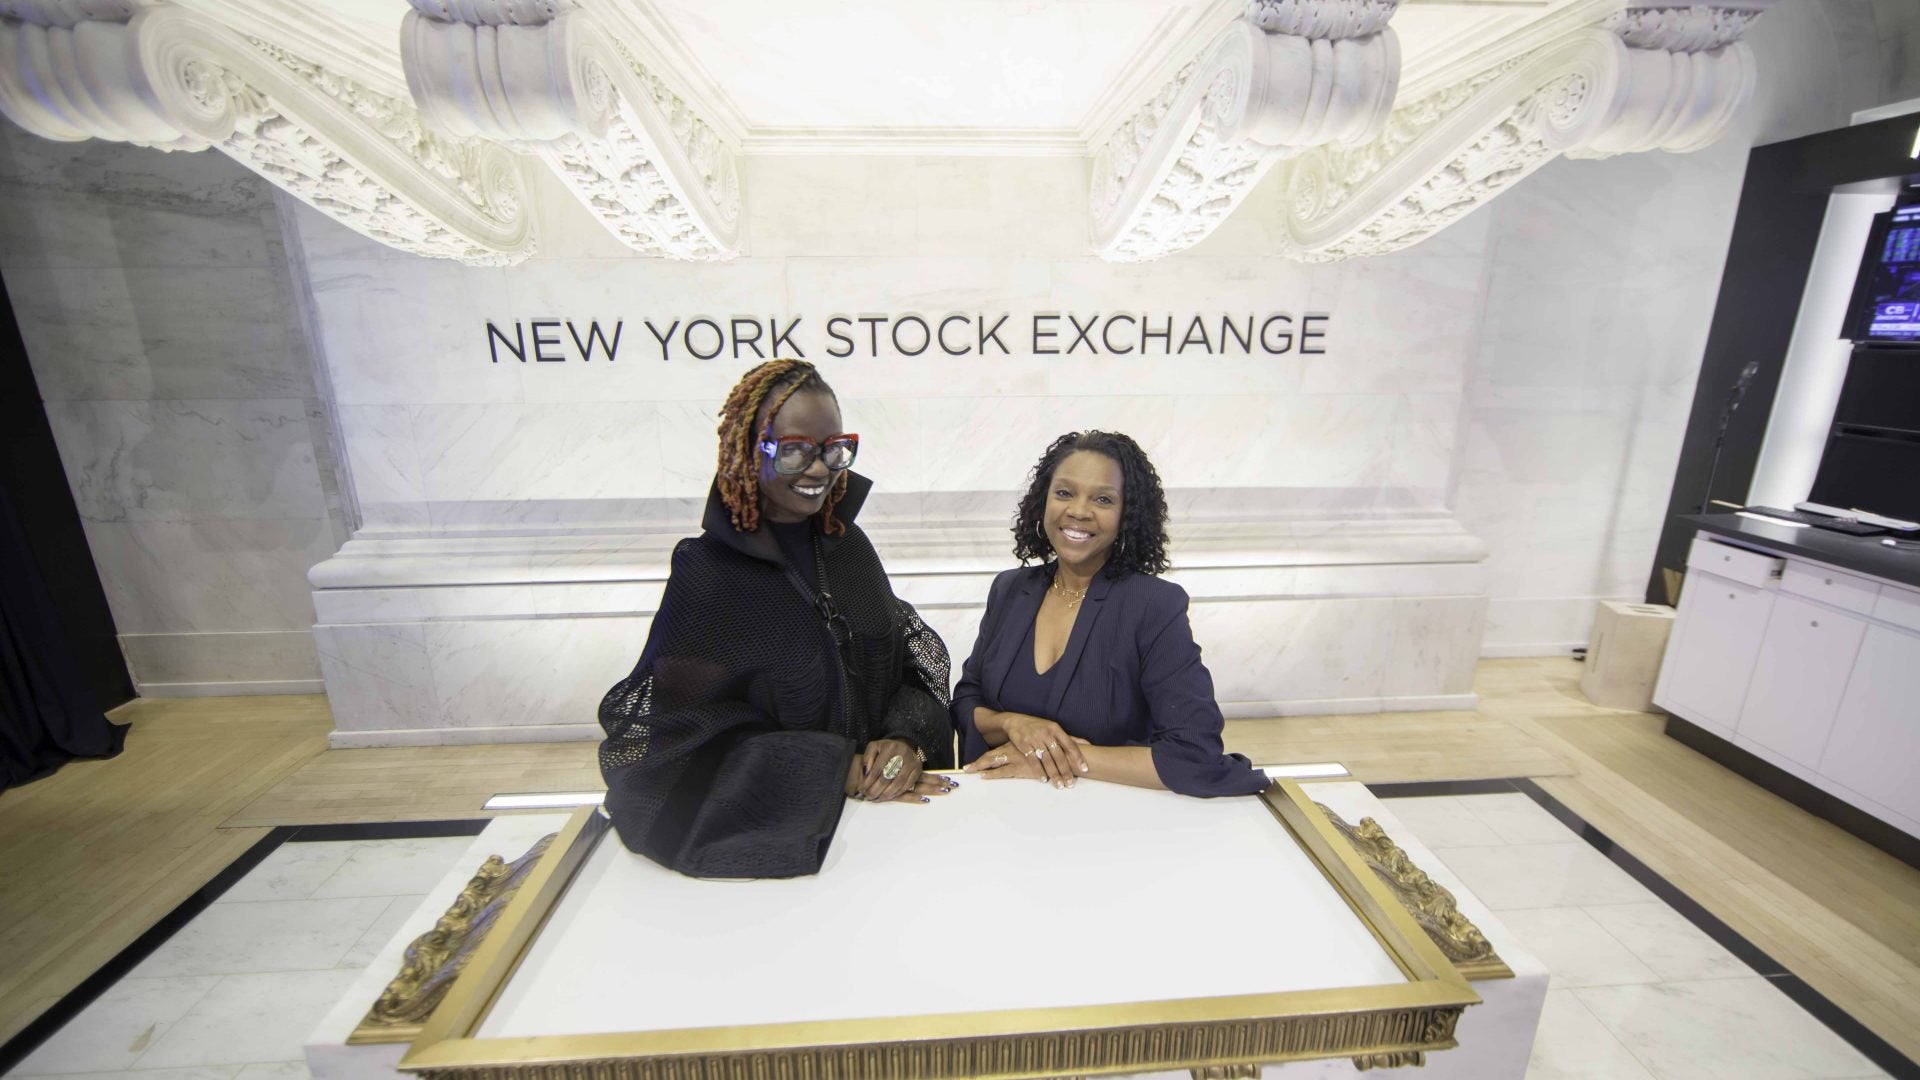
[1700,361,1761,515]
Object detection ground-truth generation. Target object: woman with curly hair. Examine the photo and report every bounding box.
[952,431,1267,797]
[597,360,956,879]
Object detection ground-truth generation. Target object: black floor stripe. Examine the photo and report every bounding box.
[0,819,491,1076]
[286,819,490,843]
[1372,777,1918,1080]
[1364,778,1520,799]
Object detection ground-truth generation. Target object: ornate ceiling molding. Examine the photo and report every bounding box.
[1090,0,1404,262]
[401,0,742,259]
[1268,1,1774,261]
[0,0,535,263]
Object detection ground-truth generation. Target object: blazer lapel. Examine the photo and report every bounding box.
[1044,571,1112,718]
[986,568,1046,709]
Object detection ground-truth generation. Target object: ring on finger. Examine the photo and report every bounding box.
[1034,747,1047,760]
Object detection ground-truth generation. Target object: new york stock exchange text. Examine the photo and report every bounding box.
[484,312,1331,363]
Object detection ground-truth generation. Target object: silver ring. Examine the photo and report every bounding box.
[882,755,904,780]
[1033,747,1047,759]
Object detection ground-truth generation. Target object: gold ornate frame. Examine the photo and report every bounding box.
[379,780,1486,1079]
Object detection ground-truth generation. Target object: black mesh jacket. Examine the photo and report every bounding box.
[597,473,953,878]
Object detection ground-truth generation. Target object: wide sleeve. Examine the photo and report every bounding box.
[597,541,854,878]
[950,570,1010,764]
[877,598,956,768]
[1136,585,1270,797]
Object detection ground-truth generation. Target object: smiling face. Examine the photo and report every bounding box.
[755,388,843,525]
[1044,450,1124,575]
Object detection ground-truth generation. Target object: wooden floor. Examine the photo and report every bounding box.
[0,695,333,1046]
[2,659,1916,1060]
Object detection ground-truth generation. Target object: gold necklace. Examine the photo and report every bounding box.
[1050,576,1090,609]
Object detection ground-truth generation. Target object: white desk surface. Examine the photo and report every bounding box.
[479,779,1404,1039]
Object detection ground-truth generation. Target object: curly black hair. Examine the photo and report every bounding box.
[1011,430,1170,578]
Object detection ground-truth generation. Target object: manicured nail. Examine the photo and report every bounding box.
[920,796,930,803]
[1079,764,1089,773]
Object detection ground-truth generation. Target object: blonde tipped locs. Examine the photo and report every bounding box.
[714,359,850,535]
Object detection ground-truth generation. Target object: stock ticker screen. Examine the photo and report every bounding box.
[1860,205,1920,343]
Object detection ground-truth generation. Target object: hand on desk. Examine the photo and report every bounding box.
[846,739,957,803]
[963,736,1091,787]
[976,710,1089,787]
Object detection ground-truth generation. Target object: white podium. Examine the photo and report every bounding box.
[308,780,1544,1080]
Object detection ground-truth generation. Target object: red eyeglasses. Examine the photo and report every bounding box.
[759,434,859,475]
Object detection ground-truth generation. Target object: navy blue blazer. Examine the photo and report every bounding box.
[951,564,1268,797]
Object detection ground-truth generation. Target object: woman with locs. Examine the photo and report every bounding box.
[597,360,956,879]
[954,431,1268,796]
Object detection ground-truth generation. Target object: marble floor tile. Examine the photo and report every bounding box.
[1460,793,1583,845]
[233,1063,311,1080]
[306,839,481,900]
[218,843,358,903]
[131,970,363,1069]
[21,1069,243,1080]
[11,977,221,1075]
[1494,908,1661,989]
[1573,978,1885,1080]
[334,894,428,971]
[1582,903,1753,981]
[1377,796,1505,848]
[1524,989,1657,1080]
[1432,843,1656,911]
[129,897,391,978]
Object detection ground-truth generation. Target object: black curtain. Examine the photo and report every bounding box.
[0,480,126,791]
[0,270,131,793]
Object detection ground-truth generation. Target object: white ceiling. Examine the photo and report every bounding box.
[181,0,1589,154]
[648,0,1202,132]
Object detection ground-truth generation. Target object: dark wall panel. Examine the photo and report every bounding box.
[1647,114,1920,602]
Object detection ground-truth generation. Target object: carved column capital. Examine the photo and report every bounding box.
[1268,0,1776,261]
[0,0,139,29]
[1607,1,1771,53]
[402,4,741,259]
[0,2,536,263]
[404,0,564,26]
[1575,1,1776,157]
[1090,0,1401,262]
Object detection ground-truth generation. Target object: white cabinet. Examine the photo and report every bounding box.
[1820,626,1920,824]
[1655,535,1920,841]
[1657,573,1774,735]
[1736,595,1866,768]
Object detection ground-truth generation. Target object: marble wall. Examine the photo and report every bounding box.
[295,158,1482,538]
[1453,0,1910,653]
[0,123,347,694]
[5,0,1916,717]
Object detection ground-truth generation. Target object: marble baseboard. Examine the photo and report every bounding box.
[122,629,322,686]
[1480,596,1628,658]
[312,517,1489,746]
[142,678,327,697]
[327,723,602,749]
[1479,643,1584,659]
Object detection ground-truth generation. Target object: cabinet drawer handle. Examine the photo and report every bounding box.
[1728,593,1736,600]
[1824,578,1833,586]
[1811,620,1819,628]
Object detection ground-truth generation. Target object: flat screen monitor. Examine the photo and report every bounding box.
[1807,430,1920,524]
[1846,204,1920,343]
